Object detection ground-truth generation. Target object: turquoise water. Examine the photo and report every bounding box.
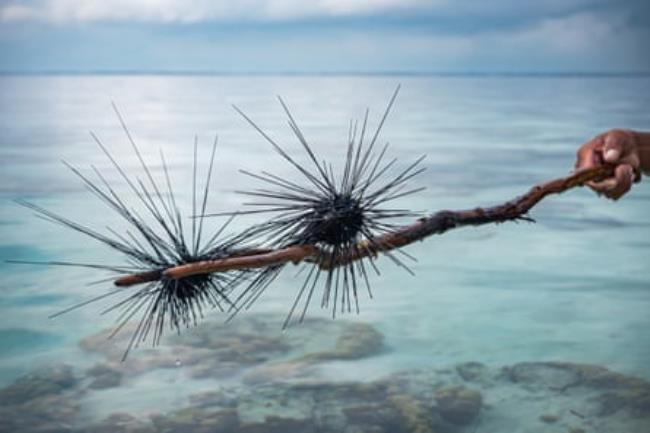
[0,75,649,431]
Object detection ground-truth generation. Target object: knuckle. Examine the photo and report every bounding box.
[608,128,631,139]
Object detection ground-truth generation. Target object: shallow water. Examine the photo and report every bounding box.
[0,75,649,431]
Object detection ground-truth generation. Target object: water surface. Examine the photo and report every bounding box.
[0,75,649,428]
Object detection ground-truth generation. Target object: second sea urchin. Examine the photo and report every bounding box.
[225,86,426,326]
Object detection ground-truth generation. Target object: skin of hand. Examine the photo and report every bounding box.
[575,129,650,200]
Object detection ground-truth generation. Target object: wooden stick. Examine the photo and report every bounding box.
[114,165,613,287]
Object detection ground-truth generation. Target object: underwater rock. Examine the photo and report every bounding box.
[237,380,409,433]
[539,413,559,423]
[80,315,387,386]
[0,365,81,432]
[291,381,389,402]
[502,362,582,391]
[180,328,290,364]
[236,385,314,430]
[567,363,649,390]
[455,362,490,384]
[80,318,292,380]
[595,388,650,417]
[239,416,316,433]
[242,361,316,385]
[0,364,77,405]
[78,413,155,433]
[298,322,384,362]
[434,386,482,426]
[0,393,80,433]
[387,393,441,433]
[150,407,239,433]
[171,315,308,368]
[86,364,123,390]
[188,390,239,409]
[503,362,650,395]
[343,403,405,433]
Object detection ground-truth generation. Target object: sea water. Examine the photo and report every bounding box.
[0,75,649,431]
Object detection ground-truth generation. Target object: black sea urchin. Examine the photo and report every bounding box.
[14,105,250,358]
[226,86,426,327]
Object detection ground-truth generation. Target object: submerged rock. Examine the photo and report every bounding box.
[242,361,316,385]
[150,407,239,433]
[0,364,81,432]
[539,413,559,423]
[501,361,650,418]
[502,361,648,392]
[388,393,438,433]
[0,364,77,405]
[502,362,582,390]
[343,403,408,433]
[239,416,316,433]
[299,322,384,362]
[456,362,490,384]
[86,364,123,390]
[79,412,155,433]
[188,390,239,409]
[434,386,482,426]
[80,315,386,383]
[0,393,80,433]
[596,388,650,417]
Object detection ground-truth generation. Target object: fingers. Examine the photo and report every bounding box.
[588,164,635,200]
[603,133,622,162]
[578,129,641,200]
[603,129,636,164]
[575,135,604,170]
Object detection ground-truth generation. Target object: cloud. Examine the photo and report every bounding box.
[0,1,647,72]
[0,0,435,23]
[0,3,38,20]
[507,12,614,53]
[0,0,627,24]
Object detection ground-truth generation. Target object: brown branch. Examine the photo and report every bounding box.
[114,165,614,287]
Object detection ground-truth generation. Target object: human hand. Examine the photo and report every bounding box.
[575,129,644,200]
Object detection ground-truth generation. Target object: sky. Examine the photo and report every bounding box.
[0,0,649,73]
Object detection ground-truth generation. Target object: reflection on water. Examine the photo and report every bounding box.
[0,75,649,431]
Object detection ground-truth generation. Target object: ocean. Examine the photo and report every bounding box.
[1,74,649,432]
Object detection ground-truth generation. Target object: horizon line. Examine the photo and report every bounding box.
[1,70,650,78]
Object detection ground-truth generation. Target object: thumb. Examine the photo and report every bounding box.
[602,131,628,163]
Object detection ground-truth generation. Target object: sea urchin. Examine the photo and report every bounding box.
[225,86,426,327]
[14,105,251,358]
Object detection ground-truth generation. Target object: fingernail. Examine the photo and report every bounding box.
[604,149,619,162]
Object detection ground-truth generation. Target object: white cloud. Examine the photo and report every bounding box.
[2,0,646,72]
[1,0,607,23]
[318,0,427,16]
[504,12,616,53]
[0,3,38,21]
[0,0,438,22]
[441,11,647,71]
